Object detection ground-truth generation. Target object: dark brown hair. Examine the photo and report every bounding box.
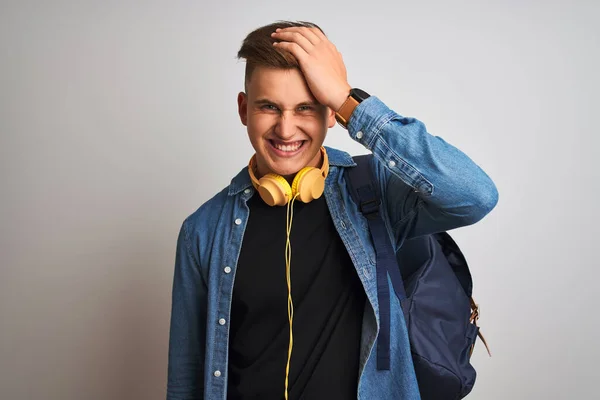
[237,20,325,90]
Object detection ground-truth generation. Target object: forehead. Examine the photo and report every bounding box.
[247,66,316,103]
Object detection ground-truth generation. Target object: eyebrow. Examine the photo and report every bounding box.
[253,98,320,107]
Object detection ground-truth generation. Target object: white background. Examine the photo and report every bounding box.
[1,0,598,399]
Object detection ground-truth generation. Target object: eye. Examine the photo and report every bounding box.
[261,104,279,111]
[297,105,314,112]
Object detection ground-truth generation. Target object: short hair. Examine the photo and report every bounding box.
[237,20,325,90]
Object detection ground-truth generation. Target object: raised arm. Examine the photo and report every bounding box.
[347,97,498,242]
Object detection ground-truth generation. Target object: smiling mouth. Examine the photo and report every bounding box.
[269,140,305,153]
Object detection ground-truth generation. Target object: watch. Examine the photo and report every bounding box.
[335,88,370,129]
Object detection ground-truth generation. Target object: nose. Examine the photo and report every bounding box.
[274,112,297,139]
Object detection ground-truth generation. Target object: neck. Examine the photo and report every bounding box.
[249,147,326,183]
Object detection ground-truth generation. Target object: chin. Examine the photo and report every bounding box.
[256,143,323,178]
[269,162,306,178]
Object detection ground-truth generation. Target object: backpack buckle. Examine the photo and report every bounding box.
[360,198,381,217]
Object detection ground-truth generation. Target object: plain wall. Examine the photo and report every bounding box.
[1,0,598,399]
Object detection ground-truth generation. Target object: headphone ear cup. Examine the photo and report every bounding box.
[292,167,325,203]
[258,173,292,206]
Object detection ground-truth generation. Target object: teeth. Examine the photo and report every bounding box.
[273,141,302,152]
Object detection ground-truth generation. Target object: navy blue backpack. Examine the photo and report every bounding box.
[346,154,491,400]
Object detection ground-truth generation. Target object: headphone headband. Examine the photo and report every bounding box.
[247,146,329,190]
[247,147,329,206]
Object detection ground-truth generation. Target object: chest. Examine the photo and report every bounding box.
[233,196,354,307]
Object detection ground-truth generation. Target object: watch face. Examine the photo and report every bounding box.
[351,88,370,102]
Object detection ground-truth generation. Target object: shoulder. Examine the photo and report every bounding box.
[184,186,230,230]
[324,146,355,167]
[181,164,250,241]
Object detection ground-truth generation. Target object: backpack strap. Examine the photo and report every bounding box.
[345,154,406,371]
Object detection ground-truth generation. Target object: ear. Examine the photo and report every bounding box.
[326,107,336,128]
[237,92,248,126]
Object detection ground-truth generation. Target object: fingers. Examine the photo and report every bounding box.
[274,27,322,45]
[309,27,327,41]
[272,26,336,62]
[271,30,314,54]
[273,40,308,62]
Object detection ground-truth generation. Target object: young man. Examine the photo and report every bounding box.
[166,21,498,400]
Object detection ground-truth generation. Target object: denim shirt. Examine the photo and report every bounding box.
[167,96,499,400]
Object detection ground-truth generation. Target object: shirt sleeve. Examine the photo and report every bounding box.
[167,219,207,400]
[347,96,498,243]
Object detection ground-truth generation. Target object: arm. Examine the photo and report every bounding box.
[167,219,207,400]
[269,27,498,241]
[347,97,498,242]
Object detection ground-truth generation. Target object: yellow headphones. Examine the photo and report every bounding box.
[247,146,329,399]
[247,147,329,206]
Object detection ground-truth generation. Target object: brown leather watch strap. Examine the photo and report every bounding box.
[335,95,359,129]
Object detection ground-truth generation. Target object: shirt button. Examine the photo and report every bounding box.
[234,218,242,225]
[224,266,232,274]
[356,131,364,139]
[388,160,396,168]
[244,188,251,194]
[218,318,226,326]
[340,220,347,229]
[214,370,221,377]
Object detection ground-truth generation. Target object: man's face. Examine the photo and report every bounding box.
[237,66,336,179]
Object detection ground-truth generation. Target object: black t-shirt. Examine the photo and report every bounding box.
[227,194,367,400]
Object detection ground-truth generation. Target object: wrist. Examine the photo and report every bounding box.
[331,83,352,112]
[334,87,371,129]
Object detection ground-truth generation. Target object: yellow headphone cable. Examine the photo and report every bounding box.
[284,193,299,400]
